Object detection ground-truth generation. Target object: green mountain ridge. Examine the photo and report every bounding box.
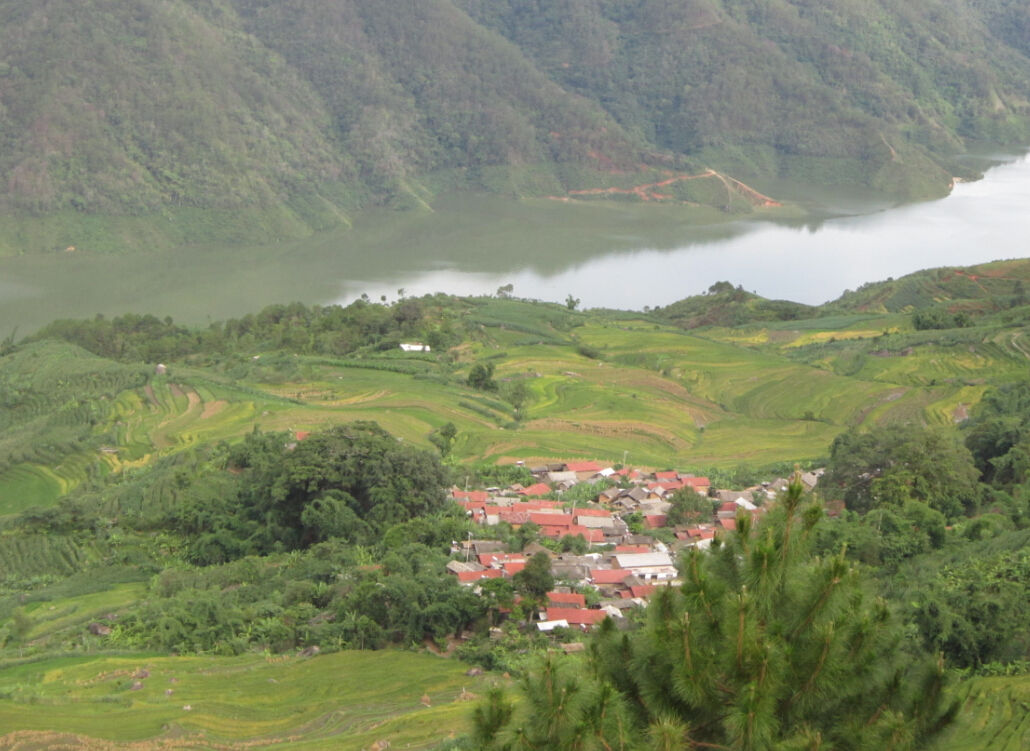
[2,0,1030,252]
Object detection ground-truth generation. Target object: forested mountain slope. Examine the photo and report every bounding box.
[1,0,1029,250]
[463,0,1030,193]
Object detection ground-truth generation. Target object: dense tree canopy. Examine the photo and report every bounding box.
[173,422,452,561]
[963,381,1030,488]
[822,425,981,518]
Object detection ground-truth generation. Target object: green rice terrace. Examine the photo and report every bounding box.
[4,258,1030,514]
[0,651,493,750]
[1,259,1029,749]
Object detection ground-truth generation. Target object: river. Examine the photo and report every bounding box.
[1,152,1028,333]
[337,152,1030,308]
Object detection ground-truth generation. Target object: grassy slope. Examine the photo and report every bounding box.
[0,650,493,750]
[0,648,1024,750]
[6,266,1030,514]
[0,265,1028,749]
[929,675,1030,751]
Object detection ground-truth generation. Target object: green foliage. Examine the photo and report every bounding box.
[175,422,451,559]
[1,0,1029,249]
[665,487,715,526]
[963,381,1030,490]
[823,425,982,518]
[468,362,497,391]
[913,308,973,331]
[484,480,956,750]
[891,529,1030,668]
[815,502,947,569]
[430,421,459,457]
[29,298,460,363]
[512,552,554,602]
[657,283,815,329]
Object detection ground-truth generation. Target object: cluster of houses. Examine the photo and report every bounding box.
[447,460,823,632]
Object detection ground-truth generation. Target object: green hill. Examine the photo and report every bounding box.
[3,258,1030,514]
[0,261,1028,749]
[1,0,1030,252]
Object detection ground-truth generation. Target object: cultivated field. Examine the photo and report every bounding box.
[4,290,1029,515]
[0,651,493,750]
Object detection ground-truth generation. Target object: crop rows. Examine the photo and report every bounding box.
[0,534,89,583]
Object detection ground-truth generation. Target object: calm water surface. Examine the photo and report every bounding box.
[1,153,1029,332]
[339,153,1030,308]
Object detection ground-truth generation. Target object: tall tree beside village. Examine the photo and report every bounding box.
[476,479,955,750]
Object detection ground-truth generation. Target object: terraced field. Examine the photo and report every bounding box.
[929,675,1030,751]
[0,651,494,750]
[5,290,1030,513]
[0,653,1025,750]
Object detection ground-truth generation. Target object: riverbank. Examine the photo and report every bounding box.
[1,153,1028,334]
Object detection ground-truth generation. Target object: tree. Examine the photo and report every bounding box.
[468,362,497,391]
[565,294,580,311]
[666,488,714,525]
[480,478,956,750]
[513,551,553,601]
[182,423,452,557]
[963,381,1030,487]
[429,421,458,456]
[501,380,532,420]
[823,425,981,518]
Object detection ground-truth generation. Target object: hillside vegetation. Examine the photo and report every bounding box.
[0,260,1029,748]
[1,0,1030,251]
[1,258,1029,514]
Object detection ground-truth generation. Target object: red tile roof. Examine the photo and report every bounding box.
[655,471,679,480]
[546,607,608,625]
[503,561,526,575]
[643,514,668,529]
[590,569,632,585]
[574,508,612,518]
[615,544,651,553]
[498,510,531,525]
[478,553,526,566]
[628,585,656,598]
[538,523,604,543]
[683,477,710,489]
[649,480,683,491]
[565,461,603,473]
[530,512,574,527]
[683,526,716,539]
[518,482,553,497]
[454,490,490,504]
[718,518,737,531]
[576,527,606,543]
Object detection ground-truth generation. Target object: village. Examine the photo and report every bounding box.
[446,460,824,635]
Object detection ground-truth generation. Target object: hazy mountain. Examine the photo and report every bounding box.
[0,0,1028,249]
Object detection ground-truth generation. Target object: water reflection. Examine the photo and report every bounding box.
[1,154,1028,333]
[339,154,1030,308]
